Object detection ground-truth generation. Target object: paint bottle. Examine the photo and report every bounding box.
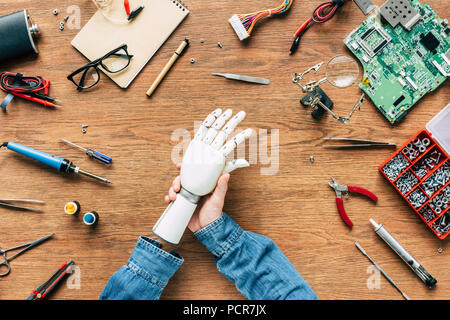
[83,211,99,226]
[64,201,81,215]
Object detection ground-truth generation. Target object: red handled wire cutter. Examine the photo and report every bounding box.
[328,177,378,227]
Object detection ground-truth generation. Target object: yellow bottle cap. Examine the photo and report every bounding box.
[64,201,79,215]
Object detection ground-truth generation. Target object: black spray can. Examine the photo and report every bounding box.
[0,10,39,62]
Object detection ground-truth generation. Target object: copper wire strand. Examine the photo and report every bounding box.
[237,0,294,34]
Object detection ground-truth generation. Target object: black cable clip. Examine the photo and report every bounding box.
[333,0,345,12]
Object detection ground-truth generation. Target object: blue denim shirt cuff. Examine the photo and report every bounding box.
[126,236,183,288]
[194,212,243,259]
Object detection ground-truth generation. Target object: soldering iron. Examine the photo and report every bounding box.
[1,142,113,184]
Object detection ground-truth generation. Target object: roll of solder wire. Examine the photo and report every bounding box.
[0,10,39,63]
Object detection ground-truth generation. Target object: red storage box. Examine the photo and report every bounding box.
[379,104,450,239]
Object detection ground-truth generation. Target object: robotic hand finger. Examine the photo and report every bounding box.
[224,159,250,173]
[203,109,233,144]
[195,108,222,141]
[220,128,253,156]
[211,111,246,149]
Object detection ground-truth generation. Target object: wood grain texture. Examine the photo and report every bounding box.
[0,0,448,300]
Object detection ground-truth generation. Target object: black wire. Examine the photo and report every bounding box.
[0,72,43,92]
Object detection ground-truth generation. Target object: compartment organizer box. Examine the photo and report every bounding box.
[379,103,450,239]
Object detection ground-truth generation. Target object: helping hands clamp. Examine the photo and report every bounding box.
[292,62,365,124]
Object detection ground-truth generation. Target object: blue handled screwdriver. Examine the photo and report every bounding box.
[1,141,113,184]
[59,138,112,165]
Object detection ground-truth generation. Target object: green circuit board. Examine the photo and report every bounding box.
[344,0,449,124]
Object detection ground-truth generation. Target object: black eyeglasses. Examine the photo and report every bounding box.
[68,44,133,90]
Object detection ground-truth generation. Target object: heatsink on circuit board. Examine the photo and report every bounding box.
[358,23,392,57]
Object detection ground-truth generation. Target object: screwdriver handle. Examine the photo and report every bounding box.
[86,148,112,165]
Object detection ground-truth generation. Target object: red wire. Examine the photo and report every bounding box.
[124,0,131,15]
[0,72,49,95]
[294,1,339,36]
[294,18,312,36]
[313,2,337,22]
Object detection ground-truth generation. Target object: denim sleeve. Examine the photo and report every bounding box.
[99,236,183,300]
[195,213,318,300]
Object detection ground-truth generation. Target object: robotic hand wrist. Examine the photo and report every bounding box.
[179,187,201,204]
[152,193,198,245]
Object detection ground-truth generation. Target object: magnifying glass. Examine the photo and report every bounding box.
[324,54,360,88]
[293,54,361,92]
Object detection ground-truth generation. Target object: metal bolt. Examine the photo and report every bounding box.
[383,153,410,181]
[310,155,314,163]
[200,39,205,43]
[59,25,64,31]
[437,248,443,253]
[53,9,58,15]
[190,58,195,64]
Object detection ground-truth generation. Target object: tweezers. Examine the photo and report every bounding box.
[323,138,397,148]
[0,199,45,212]
[212,73,270,85]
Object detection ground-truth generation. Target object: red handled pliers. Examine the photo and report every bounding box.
[328,177,378,227]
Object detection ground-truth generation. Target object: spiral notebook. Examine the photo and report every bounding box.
[71,0,189,88]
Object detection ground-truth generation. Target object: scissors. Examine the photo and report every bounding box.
[0,233,55,277]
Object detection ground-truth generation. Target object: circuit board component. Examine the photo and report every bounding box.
[345,0,449,124]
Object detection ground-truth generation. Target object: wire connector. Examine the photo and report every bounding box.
[229,14,249,41]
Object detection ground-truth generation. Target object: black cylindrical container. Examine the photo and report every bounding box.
[0,10,39,62]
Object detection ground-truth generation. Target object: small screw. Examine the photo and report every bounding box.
[190,58,195,64]
[59,25,64,31]
[437,248,443,253]
[64,16,69,22]
[200,39,205,43]
[217,42,223,48]
[53,9,58,15]
[310,155,314,163]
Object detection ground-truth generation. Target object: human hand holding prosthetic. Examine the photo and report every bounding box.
[153,109,252,244]
[164,164,230,233]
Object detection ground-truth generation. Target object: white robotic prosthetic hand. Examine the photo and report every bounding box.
[153,109,253,245]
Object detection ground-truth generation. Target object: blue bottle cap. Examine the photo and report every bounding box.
[83,212,97,225]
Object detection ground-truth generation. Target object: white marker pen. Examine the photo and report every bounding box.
[370,218,437,288]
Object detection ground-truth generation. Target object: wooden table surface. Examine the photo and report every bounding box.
[0,0,449,300]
